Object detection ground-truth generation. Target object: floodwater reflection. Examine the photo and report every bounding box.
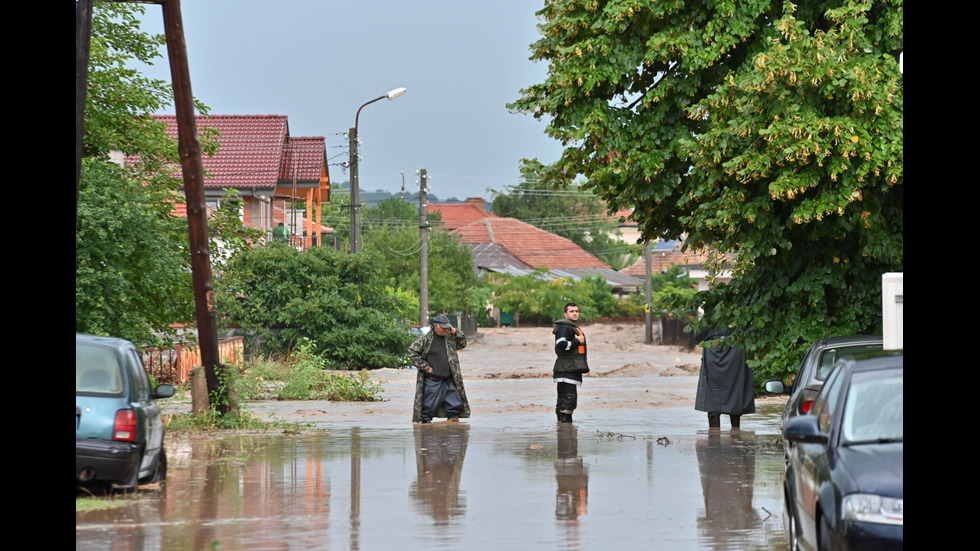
[697,431,763,550]
[411,423,469,524]
[76,420,788,550]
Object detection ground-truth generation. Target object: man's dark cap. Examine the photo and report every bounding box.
[433,314,452,328]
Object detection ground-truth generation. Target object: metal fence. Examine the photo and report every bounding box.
[143,337,244,385]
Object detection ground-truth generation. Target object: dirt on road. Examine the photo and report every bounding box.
[254,321,783,429]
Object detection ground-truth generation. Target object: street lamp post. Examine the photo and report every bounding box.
[349,87,407,253]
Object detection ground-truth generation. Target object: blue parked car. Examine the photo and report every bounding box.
[76,334,175,492]
[781,350,903,551]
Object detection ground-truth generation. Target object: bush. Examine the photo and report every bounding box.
[233,338,386,401]
[217,246,415,369]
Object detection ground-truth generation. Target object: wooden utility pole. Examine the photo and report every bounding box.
[76,1,226,413]
[418,169,429,327]
[75,0,93,227]
[160,0,226,411]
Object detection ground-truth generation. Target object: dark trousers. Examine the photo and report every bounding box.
[556,381,578,414]
[421,378,463,422]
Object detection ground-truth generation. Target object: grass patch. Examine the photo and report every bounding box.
[164,408,301,433]
[232,339,387,402]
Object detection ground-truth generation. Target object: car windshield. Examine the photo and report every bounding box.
[76,344,124,394]
[841,369,903,444]
[816,343,882,380]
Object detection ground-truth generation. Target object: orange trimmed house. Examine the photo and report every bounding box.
[150,114,332,249]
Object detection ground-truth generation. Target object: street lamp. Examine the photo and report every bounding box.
[349,87,407,253]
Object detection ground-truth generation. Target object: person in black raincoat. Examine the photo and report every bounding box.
[694,327,755,429]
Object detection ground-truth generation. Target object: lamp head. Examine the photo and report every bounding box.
[386,87,407,100]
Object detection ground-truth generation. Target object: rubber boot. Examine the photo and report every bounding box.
[559,412,573,423]
[730,415,741,430]
[708,413,721,430]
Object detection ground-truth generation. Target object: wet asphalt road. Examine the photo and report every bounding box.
[76,402,790,551]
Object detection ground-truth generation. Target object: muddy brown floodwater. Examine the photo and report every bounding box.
[76,322,791,551]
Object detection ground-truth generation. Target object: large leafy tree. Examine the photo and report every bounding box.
[77,2,195,345]
[77,3,234,346]
[509,0,902,377]
[491,159,639,269]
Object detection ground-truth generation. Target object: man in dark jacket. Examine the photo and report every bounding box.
[553,302,590,423]
[694,327,756,429]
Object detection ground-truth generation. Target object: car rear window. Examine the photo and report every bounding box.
[76,344,124,394]
[816,344,883,380]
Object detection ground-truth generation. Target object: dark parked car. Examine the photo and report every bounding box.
[781,350,903,551]
[766,335,882,458]
[76,334,175,492]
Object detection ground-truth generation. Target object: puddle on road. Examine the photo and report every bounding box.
[77,413,789,550]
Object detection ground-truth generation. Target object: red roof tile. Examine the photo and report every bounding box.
[453,218,610,270]
[429,203,498,230]
[153,114,289,190]
[279,136,326,183]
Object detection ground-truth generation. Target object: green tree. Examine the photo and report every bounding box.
[78,2,253,354]
[77,2,201,346]
[361,198,477,317]
[509,0,902,378]
[491,159,639,270]
[76,160,194,345]
[491,269,600,325]
[216,245,416,369]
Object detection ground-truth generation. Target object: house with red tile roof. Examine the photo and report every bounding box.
[428,198,498,230]
[429,197,642,295]
[143,115,331,248]
[450,216,642,297]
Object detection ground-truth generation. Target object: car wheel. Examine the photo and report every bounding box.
[157,447,168,483]
[141,447,168,486]
[785,492,801,551]
[116,462,141,493]
[818,513,834,551]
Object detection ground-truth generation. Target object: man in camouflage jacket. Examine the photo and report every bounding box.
[408,314,471,423]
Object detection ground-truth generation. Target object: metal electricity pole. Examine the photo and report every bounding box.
[418,169,429,327]
[348,88,406,254]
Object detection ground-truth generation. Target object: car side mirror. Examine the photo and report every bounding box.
[764,380,787,395]
[153,383,176,399]
[782,415,828,445]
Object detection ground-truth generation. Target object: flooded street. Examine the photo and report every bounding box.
[77,324,791,550]
[76,406,789,550]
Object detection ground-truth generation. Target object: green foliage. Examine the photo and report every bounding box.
[490,270,602,323]
[76,159,194,346]
[491,159,640,270]
[231,340,386,401]
[649,266,699,319]
[78,2,244,351]
[509,0,903,377]
[164,408,286,433]
[208,189,265,270]
[216,245,416,369]
[360,198,478,316]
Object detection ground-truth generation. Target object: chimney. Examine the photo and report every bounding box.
[465,197,486,212]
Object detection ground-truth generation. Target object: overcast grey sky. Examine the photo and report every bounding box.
[131,0,565,201]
